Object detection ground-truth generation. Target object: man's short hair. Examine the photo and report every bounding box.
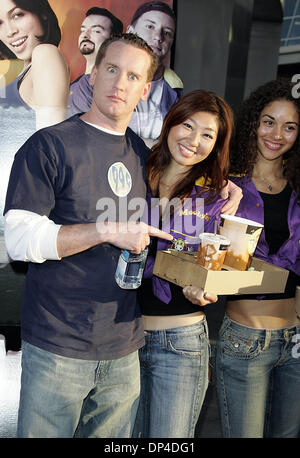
[95,33,158,83]
[86,7,123,35]
[130,1,176,26]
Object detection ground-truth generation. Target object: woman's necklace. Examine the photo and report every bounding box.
[260,177,273,192]
[253,174,286,193]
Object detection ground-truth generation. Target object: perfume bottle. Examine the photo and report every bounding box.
[115,247,148,289]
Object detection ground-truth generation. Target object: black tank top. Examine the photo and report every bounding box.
[230,184,299,300]
[259,183,291,254]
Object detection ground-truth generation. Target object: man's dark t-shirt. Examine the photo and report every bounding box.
[4,115,148,360]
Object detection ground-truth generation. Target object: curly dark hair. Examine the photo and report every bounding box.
[230,78,300,199]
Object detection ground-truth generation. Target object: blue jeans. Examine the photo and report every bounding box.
[215,315,300,438]
[133,319,210,438]
[17,341,140,438]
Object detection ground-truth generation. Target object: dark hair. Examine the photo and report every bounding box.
[0,42,16,59]
[230,78,300,199]
[95,33,158,82]
[147,90,234,201]
[0,0,61,59]
[86,7,123,35]
[130,1,176,26]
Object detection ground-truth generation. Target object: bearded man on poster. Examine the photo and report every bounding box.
[68,7,123,116]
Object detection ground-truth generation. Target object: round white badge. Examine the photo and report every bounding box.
[107,162,132,197]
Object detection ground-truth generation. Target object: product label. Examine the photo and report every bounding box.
[107,162,132,197]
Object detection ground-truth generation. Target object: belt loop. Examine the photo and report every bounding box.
[223,314,231,331]
[160,330,167,349]
[203,318,209,337]
[283,328,292,342]
[263,330,271,350]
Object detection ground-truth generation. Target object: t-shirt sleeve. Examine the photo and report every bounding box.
[4,131,60,217]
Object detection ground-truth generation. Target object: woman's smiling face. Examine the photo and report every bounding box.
[167,111,219,171]
[256,99,299,161]
[0,0,44,65]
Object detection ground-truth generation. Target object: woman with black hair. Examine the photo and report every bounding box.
[0,1,69,264]
[215,79,300,438]
[0,0,69,129]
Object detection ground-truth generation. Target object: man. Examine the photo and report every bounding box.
[4,33,174,438]
[68,7,123,116]
[127,1,183,146]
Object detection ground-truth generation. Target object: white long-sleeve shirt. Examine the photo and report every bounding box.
[4,209,61,263]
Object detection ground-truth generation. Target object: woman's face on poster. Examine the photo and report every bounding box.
[0,0,44,64]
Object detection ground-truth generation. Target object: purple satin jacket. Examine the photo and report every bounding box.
[231,175,300,276]
[143,182,227,303]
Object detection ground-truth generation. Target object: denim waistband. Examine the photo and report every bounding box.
[223,314,300,340]
[144,318,209,339]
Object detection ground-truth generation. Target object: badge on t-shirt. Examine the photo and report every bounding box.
[108,162,132,197]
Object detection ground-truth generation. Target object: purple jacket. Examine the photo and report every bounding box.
[143,181,227,303]
[231,175,300,276]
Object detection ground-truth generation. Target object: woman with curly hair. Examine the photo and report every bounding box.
[215,79,300,438]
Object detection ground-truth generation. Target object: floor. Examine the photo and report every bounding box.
[0,334,21,438]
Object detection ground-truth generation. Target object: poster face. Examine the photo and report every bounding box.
[0,0,175,323]
[48,0,173,81]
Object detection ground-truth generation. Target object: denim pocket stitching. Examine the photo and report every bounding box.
[220,329,263,360]
[166,335,205,358]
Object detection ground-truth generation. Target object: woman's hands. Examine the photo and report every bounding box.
[183,286,218,306]
[220,179,243,215]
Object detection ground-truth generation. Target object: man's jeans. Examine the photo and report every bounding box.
[133,319,210,438]
[17,341,140,438]
[215,314,300,438]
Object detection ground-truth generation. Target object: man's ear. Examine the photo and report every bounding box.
[140,82,151,102]
[89,66,97,87]
[126,24,135,33]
